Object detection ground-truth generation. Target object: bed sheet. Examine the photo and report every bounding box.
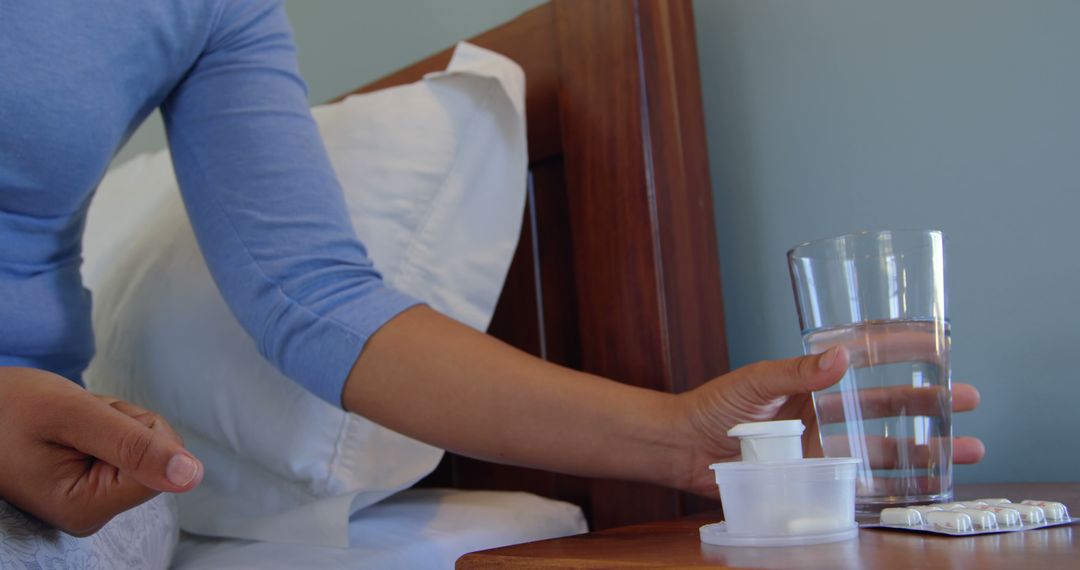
[170,489,586,569]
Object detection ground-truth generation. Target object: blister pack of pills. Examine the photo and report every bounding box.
[860,498,1079,536]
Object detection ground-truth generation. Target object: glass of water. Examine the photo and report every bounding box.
[788,230,952,512]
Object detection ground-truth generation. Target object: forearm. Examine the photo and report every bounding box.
[342,305,688,488]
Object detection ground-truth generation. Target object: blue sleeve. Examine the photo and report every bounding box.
[160,0,421,407]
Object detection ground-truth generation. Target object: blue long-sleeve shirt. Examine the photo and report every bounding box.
[0,0,420,405]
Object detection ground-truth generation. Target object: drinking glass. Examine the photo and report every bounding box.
[788,230,952,511]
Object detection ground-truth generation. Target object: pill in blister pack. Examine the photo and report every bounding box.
[925,511,973,532]
[974,505,1022,527]
[951,509,998,530]
[1009,504,1046,524]
[1021,500,1069,521]
[879,508,923,526]
[861,497,1079,537]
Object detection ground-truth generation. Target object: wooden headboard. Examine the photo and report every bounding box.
[343,0,729,530]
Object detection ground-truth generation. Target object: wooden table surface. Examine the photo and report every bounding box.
[457,483,1078,568]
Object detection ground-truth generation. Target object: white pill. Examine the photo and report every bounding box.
[925,511,973,532]
[974,505,1022,527]
[1021,500,1069,522]
[1009,504,1046,524]
[911,505,944,515]
[959,501,988,508]
[880,508,923,526]
[951,509,998,530]
[938,502,968,511]
[976,498,1012,505]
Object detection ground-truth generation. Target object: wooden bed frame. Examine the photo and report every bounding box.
[344,0,729,530]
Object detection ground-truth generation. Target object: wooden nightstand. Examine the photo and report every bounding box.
[458,483,1079,568]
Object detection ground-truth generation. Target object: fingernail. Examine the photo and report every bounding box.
[818,346,840,371]
[166,454,199,487]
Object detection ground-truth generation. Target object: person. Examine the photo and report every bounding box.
[0,0,985,540]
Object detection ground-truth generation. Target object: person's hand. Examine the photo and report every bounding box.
[674,347,984,497]
[0,367,203,536]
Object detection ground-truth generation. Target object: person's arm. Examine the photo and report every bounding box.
[344,306,986,495]
[161,0,420,407]
[343,306,690,489]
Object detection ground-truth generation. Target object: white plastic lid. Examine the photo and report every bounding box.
[727,420,805,463]
[727,420,805,439]
[709,456,860,474]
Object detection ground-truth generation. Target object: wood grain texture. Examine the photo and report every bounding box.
[552,0,727,527]
[637,0,730,394]
[458,482,1080,569]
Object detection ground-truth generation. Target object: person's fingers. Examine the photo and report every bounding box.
[815,386,946,424]
[842,437,985,502]
[815,382,981,424]
[952,383,980,413]
[56,460,161,536]
[15,464,159,537]
[812,326,947,369]
[46,394,202,494]
[13,399,168,536]
[822,434,985,469]
[94,395,185,446]
[953,436,985,464]
[737,346,850,402]
[824,435,940,470]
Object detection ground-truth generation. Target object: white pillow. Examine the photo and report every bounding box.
[84,42,527,548]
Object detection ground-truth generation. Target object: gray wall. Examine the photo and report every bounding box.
[695,0,1080,483]
[115,1,1079,483]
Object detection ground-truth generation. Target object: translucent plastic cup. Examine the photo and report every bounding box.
[706,458,860,546]
[788,230,953,512]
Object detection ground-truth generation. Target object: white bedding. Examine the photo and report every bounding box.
[170,489,586,570]
[0,495,178,570]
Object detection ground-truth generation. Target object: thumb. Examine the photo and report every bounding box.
[53,397,202,493]
[741,345,849,401]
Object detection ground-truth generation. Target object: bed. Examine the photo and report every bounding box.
[5,1,728,568]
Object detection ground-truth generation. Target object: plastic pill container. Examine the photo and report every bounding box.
[701,420,860,547]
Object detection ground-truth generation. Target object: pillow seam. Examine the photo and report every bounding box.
[323,408,354,496]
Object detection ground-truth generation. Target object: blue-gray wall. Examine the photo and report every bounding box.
[695,0,1080,483]
[116,1,1079,483]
